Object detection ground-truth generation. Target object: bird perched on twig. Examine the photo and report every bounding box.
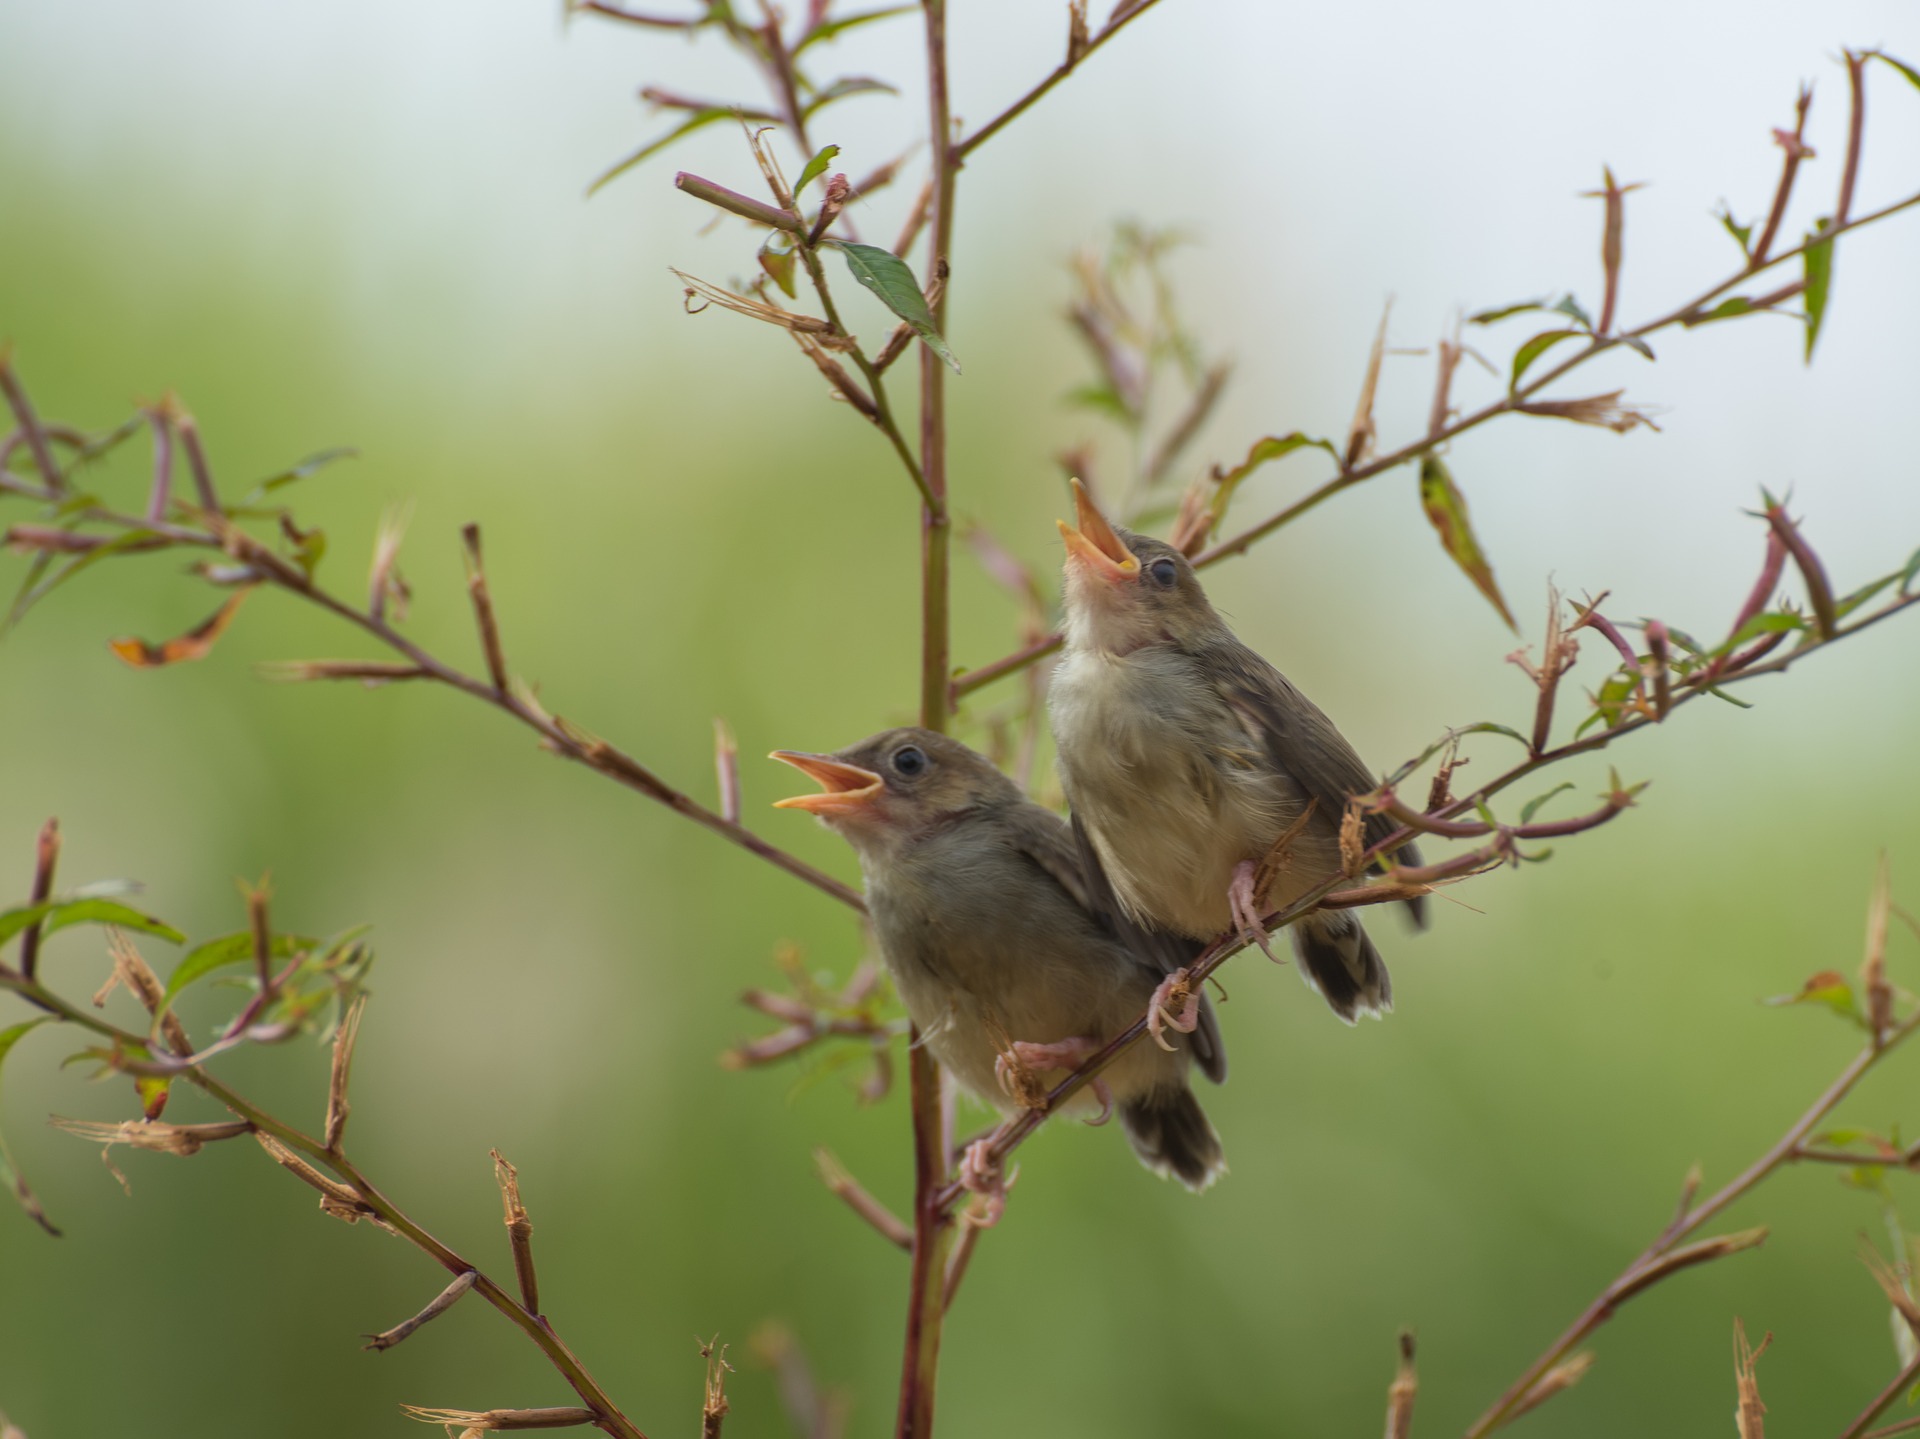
[1049,479,1424,1028]
[770,728,1227,1215]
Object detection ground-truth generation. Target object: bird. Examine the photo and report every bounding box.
[770,727,1227,1214]
[1048,478,1424,1025]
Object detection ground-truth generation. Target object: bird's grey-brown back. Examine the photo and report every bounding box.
[771,727,1225,1188]
[1051,490,1421,1022]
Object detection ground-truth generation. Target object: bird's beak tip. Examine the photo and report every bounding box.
[1059,481,1138,581]
[769,751,884,816]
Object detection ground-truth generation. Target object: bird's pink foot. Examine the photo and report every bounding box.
[960,1139,1012,1226]
[995,1037,1113,1124]
[1147,968,1200,1053]
[1229,858,1283,963]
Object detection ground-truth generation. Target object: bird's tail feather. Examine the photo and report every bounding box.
[1291,910,1392,1023]
[1121,1086,1225,1192]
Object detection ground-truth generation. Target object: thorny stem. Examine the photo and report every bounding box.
[0,969,648,1439]
[948,185,1920,701]
[1465,1011,1920,1439]
[897,5,959,1437]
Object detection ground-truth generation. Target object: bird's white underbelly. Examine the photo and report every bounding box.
[1052,649,1310,940]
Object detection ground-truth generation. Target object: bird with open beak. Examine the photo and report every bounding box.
[1050,479,1424,1025]
[771,728,1227,1215]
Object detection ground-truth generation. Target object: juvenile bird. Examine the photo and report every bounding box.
[770,728,1227,1205]
[1049,480,1424,1024]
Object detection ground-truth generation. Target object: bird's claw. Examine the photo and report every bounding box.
[1147,968,1201,1053]
[1230,859,1284,963]
[995,1037,1112,1125]
[960,1139,1013,1226]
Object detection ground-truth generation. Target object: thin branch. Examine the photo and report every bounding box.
[462,523,512,694]
[0,352,63,494]
[1839,1348,1920,1439]
[494,1149,541,1316]
[0,969,648,1439]
[1753,85,1815,265]
[18,818,58,982]
[953,0,1168,162]
[1468,1010,1920,1439]
[816,1148,912,1250]
[898,7,959,1436]
[364,1269,478,1352]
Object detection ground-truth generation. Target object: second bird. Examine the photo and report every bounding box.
[1050,480,1424,1022]
[771,728,1228,1194]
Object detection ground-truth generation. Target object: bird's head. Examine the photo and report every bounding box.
[1056,478,1220,655]
[770,728,1017,856]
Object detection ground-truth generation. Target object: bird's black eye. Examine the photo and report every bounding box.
[1147,557,1179,588]
[891,745,928,778]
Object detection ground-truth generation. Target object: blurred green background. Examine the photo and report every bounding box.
[4,2,1920,1435]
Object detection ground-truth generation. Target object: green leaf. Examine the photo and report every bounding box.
[1617,334,1656,361]
[1468,299,1549,325]
[1064,383,1133,421]
[588,108,737,196]
[1552,294,1594,330]
[1899,546,1920,597]
[1803,218,1833,363]
[160,931,316,1010]
[1205,432,1341,532]
[1717,206,1753,258]
[246,447,358,501]
[1580,671,1641,735]
[1867,51,1920,95]
[1519,783,1576,824]
[6,526,169,632]
[1689,297,1753,326]
[1764,969,1865,1027]
[794,144,840,195]
[1510,329,1581,389]
[0,1018,60,1235]
[802,77,898,120]
[0,898,185,951]
[792,3,914,55]
[1836,573,1899,619]
[1456,721,1532,748]
[1418,455,1516,629]
[829,241,960,373]
[758,231,797,299]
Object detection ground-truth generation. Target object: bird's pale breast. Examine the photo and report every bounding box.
[1052,646,1329,939]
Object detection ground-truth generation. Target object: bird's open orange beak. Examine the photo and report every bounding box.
[769,751,885,816]
[1057,477,1138,583]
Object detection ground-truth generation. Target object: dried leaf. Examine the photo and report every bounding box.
[109,589,253,668]
[1418,455,1516,629]
[1345,302,1391,467]
[1734,1320,1771,1439]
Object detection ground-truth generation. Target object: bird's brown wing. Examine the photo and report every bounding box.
[1206,639,1428,928]
[996,801,1225,1083]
